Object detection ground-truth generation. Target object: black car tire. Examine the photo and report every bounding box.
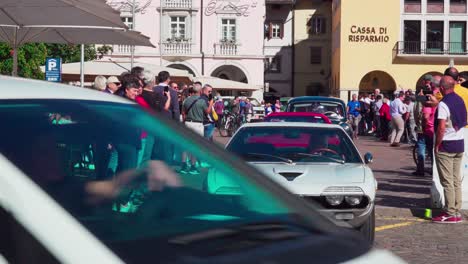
[358,207,375,244]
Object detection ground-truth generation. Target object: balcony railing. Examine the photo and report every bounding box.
[214,42,239,56]
[113,44,134,54]
[394,41,468,56]
[162,42,192,55]
[163,0,192,9]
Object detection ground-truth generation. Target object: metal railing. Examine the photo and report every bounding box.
[394,41,468,55]
[162,42,192,54]
[163,0,192,9]
[214,42,239,56]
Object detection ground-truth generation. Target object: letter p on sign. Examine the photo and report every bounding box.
[48,60,57,70]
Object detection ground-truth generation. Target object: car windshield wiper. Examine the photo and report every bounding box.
[168,221,305,246]
[294,153,345,164]
[245,153,294,164]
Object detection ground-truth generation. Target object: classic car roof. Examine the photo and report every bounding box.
[287,96,346,105]
[264,112,332,124]
[240,122,342,130]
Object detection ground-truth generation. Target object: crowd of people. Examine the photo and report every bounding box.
[91,67,220,176]
[348,67,468,224]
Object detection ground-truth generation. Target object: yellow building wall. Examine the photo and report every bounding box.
[336,0,465,101]
[293,0,332,96]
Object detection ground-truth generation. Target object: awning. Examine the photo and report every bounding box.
[40,60,193,84]
[193,76,261,91]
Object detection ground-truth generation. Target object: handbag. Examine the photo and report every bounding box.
[211,106,219,121]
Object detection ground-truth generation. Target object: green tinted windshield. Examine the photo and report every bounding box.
[0,100,302,261]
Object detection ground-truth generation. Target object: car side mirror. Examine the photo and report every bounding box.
[364,153,373,164]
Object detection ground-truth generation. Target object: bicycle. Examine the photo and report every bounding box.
[219,111,241,137]
[412,143,432,167]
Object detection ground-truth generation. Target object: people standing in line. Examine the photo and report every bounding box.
[379,97,391,141]
[389,91,407,147]
[104,76,121,94]
[432,76,467,223]
[347,94,361,140]
[93,75,107,91]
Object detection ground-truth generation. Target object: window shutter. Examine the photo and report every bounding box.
[268,22,273,40]
[321,18,326,34]
[280,23,284,39]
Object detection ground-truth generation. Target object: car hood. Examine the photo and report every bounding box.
[249,162,366,195]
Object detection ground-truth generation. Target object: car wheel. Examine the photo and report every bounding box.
[358,206,375,244]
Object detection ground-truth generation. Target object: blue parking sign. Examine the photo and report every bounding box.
[45,58,62,82]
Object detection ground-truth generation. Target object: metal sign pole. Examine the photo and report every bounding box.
[80,44,85,87]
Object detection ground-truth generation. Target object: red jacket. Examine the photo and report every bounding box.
[379,103,391,121]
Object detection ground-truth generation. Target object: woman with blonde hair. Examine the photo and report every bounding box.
[93,75,107,91]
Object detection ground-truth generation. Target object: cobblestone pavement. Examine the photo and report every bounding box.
[353,136,467,264]
[214,131,468,264]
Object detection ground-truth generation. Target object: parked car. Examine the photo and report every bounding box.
[286,96,353,137]
[0,76,402,263]
[264,112,331,124]
[279,97,292,112]
[221,122,378,243]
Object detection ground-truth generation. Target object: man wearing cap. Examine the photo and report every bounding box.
[104,76,121,94]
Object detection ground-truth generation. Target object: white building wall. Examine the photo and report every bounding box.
[107,0,265,99]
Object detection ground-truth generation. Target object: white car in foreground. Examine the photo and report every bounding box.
[220,122,378,242]
[0,76,401,263]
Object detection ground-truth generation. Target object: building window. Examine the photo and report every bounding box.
[170,16,186,40]
[310,47,322,64]
[265,56,281,73]
[404,20,421,53]
[426,21,444,53]
[265,22,284,39]
[427,0,444,13]
[404,0,421,13]
[450,0,467,13]
[449,21,466,53]
[121,16,133,29]
[221,19,236,42]
[307,16,326,35]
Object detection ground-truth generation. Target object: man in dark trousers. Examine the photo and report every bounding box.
[153,71,181,164]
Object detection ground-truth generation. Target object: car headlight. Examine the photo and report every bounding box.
[345,196,362,206]
[325,195,344,206]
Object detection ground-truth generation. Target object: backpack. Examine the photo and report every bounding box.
[214,101,224,114]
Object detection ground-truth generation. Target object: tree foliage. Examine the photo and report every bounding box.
[0,43,48,79]
[0,43,97,79]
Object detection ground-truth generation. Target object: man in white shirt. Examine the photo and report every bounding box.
[389,91,407,147]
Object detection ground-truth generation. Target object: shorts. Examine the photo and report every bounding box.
[185,121,204,136]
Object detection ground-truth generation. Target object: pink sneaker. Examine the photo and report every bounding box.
[432,213,458,224]
[456,213,463,223]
